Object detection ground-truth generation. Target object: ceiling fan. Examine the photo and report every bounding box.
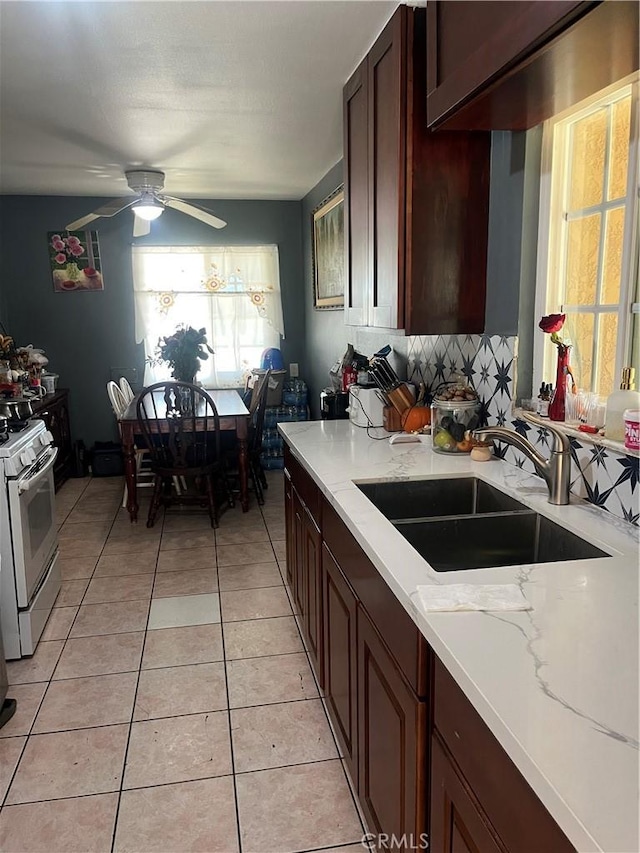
[65,169,227,236]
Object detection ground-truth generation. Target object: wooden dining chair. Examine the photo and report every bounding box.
[135,381,232,528]
[225,369,271,505]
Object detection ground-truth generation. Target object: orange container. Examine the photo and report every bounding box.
[401,405,431,433]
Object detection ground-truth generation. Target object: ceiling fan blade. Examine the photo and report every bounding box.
[93,197,136,217]
[65,212,101,231]
[65,197,135,231]
[133,215,151,238]
[164,197,227,229]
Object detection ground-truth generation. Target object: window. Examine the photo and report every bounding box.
[133,245,283,387]
[535,77,639,398]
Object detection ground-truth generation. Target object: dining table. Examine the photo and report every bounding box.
[120,388,251,522]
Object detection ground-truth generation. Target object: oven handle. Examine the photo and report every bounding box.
[16,447,58,494]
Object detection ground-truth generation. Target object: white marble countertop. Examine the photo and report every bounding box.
[278,420,639,853]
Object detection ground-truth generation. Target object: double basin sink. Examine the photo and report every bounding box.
[356,477,609,572]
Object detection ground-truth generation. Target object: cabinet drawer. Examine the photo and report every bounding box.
[323,498,430,697]
[433,659,575,853]
[283,445,321,527]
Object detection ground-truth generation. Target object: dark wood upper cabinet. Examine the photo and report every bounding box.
[343,5,491,335]
[427,0,639,130]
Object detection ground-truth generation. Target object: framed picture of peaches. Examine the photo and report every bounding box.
[48,231,104,292]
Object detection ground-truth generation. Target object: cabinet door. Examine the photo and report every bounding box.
[292,489,306,619]
[357,604,428,842]
[302,507,323,685]
[284,469,294,588]
[343,58,369,326]
[430,734,504,853]
[322,543,358,781]
[368,8,405,329]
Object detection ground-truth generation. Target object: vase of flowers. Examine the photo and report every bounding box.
[539,313,576,421]
[153,325,213,384]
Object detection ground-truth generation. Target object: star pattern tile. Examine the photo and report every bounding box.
[402,331,638,526]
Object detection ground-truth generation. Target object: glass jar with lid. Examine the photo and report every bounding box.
[431,380,480,454]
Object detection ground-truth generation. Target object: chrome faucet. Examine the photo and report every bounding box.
[473,412,571,505]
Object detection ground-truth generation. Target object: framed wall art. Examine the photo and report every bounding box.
[48,230,104,292]
[312,187,344,309]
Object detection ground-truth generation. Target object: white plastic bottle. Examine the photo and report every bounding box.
[605,368,640,441]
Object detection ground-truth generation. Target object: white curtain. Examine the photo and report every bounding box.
[132,245,284,387]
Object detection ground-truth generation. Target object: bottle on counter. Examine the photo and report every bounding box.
[539,384,551,418]
[605,368,640,441]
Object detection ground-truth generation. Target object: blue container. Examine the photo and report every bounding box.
[260,348,284,370]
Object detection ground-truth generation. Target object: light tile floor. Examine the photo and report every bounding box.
[0,472,366,853]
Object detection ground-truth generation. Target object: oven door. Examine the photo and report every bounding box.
[8,446,59,608]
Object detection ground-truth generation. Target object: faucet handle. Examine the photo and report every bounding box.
[520,411,570,453]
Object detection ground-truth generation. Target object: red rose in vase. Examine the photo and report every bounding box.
[539,313,566,335]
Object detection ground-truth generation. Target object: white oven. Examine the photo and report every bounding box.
[0,421,60,659]
[8,446,58,606]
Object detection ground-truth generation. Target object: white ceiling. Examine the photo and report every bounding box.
[0,0,397,199]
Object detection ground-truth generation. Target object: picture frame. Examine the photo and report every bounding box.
[312,187,344,309]
[48,230,104,292]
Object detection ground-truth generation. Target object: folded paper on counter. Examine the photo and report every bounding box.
[416,583,531,612]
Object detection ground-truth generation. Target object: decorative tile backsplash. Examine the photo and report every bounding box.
[406,333,639,526]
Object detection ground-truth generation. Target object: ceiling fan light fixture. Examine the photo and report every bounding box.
[132,195,164,221]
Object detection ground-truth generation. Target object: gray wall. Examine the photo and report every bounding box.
[0,197,303,447]
[301,161,349,414]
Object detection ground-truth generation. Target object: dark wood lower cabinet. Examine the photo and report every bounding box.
[32,389,73,491]
[430,734,504,853]
[301,507,322,682]
[283,469,294,588]
[283,444,576,853]
[322,542,358,781]
[292,489,306,619]
[357,605,428,845]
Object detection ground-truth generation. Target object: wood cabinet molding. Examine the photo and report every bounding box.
[427,0,639,130]
[322,542,358,781]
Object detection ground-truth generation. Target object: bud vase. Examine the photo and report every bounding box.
[549,345,571,421]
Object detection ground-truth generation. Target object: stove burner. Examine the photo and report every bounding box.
[0,431,8,446]
[7,420,29,433]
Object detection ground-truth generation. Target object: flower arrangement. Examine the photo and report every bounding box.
[539,313,576,420]
[539,313,568,348]
[152,325,213,382]
[51,233,86,265]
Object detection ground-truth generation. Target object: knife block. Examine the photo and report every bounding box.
[383,406,403,432]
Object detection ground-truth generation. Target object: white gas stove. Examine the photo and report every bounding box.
[0,419,60,659]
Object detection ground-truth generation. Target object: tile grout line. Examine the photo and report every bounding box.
[108,495,165,853]
[217,541,246,853]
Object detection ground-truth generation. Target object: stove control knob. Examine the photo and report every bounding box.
[20,449,35,467]
[4,458,18,477]
[43,430,54,445]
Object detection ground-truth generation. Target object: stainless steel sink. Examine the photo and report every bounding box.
[395,513,609,571]
[356,477,610,571]
[356,477,528,521]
